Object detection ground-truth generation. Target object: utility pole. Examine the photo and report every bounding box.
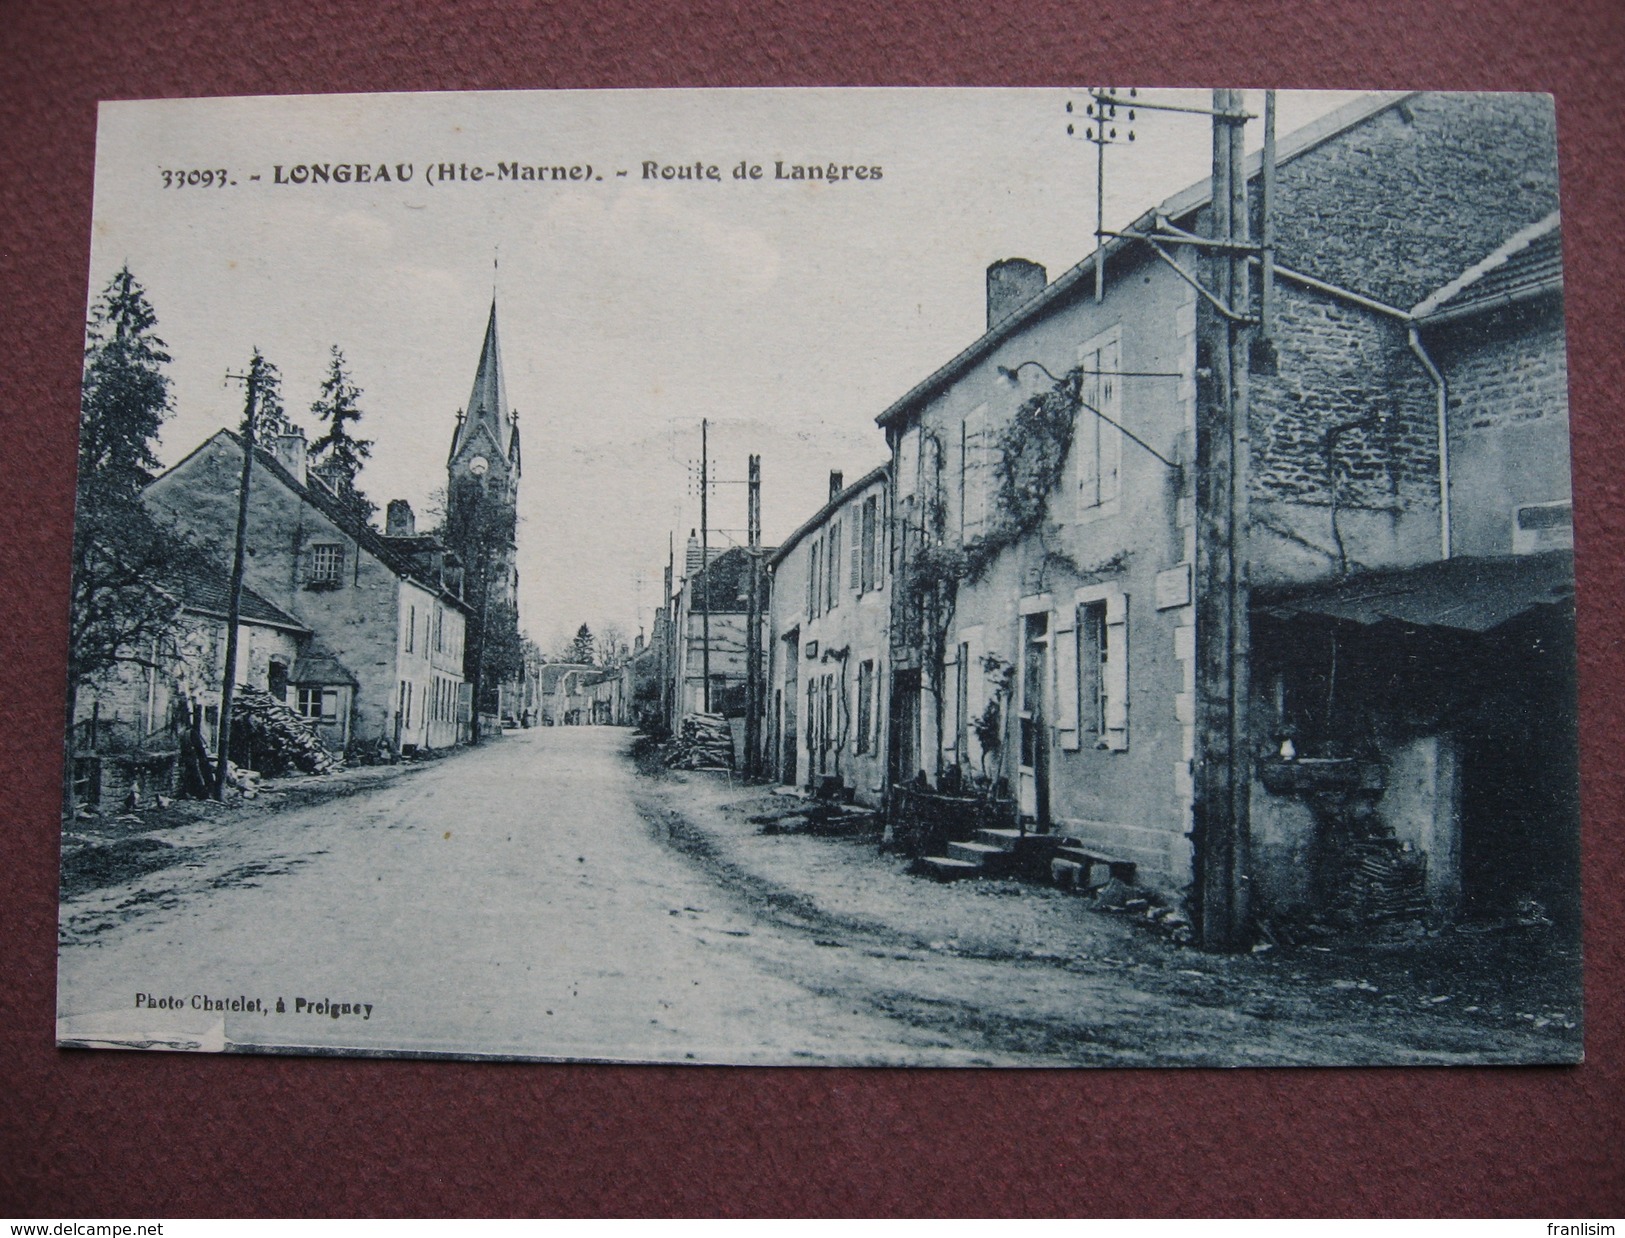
[663,534,674,734]
[214,369,260,800]
[700,417,712,713]
[1193,88,1255,950]
[744,454,763,776]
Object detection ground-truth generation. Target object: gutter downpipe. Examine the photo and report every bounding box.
[1207,231,1453,565]
[1407,324,1450,561]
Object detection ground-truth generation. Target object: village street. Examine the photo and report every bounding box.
[58,728,1581,1066]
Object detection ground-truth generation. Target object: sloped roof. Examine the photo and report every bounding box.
[451,299,515,467]
[768,463,889,569]
[164,429,474,615]
[289,651,360,687]
[876,92,1417,430]
[171,542,307,633]
[1256,549,1574,634]
[539,662,596,693]
[1411,211,1563,322]
[688,544,769,613]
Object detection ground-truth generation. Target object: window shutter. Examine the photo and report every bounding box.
[1054,606,1080,751]
[1104,591,1129,749]
[942,645,960,767]
[964,405,987,535]
[1100,339,1122,503]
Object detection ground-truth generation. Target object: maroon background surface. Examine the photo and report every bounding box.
[3,0,1622,1217]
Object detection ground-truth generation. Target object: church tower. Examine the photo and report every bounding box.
[446,298,522,716]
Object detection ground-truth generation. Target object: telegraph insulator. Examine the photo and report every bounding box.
[1066,100,1073,113]
[1067,124,1074,135]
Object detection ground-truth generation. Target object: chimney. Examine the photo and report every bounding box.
[829,470,844,502]
[386,499,416,537]
[272,428,308,483]
[986,258,1047,330]
[685,530,703,576]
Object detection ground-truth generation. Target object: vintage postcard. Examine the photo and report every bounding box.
[58,88,1580,1065]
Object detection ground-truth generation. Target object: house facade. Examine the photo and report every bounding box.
[69,547,310,806]
[144,428,473,755]
[875,91,1571,927]
[670,544,763,723]
[764,466,891,805]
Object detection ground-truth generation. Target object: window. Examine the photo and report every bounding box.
[1077,330,1123,514]
[856,659,875,754]
[1060,588,1129,751]
[296,687,339,723]
[309,543,344,584]
[1078,601,1107,739]
[435,607,444,653]
[406,604,416,653]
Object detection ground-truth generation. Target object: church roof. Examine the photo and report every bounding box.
[451,299,513,465]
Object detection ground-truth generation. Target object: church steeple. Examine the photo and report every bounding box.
[451,298,511,466]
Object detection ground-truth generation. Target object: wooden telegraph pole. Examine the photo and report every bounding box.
[700,417,712,714]
[214,370,260,800]
[744,454,763,776]
[1193,89,1255,950]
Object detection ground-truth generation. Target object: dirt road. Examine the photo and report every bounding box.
[57,727,1581,1065]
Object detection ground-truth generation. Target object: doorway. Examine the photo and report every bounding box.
[1018,610,1051,828]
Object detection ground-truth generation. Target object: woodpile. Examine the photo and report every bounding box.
[230,686,340,776]
[663,712,735,771]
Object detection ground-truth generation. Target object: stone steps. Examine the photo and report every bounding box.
[914,826,1062,882]
[1051,845,1137,892]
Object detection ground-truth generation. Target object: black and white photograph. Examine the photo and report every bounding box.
[57,87,1581,1066]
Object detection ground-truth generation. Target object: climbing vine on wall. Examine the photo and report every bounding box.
[974,365,1084,578]
[894,369,1087,782]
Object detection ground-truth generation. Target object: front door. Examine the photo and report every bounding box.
[1018,611,1051,827]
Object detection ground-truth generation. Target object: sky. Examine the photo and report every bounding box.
[87,87,1370,652]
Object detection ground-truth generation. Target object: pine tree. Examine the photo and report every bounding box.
[569,624,596,665]
[244,346,289,442]
[308,345,374,517]
[68,266,186,808]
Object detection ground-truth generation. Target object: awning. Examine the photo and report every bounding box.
[1255,550,1574,634]
[289,652,360,687]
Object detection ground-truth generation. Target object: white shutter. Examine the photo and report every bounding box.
[1104,591,1129,750]
[1077,356,1100,513]
[1100,338,1122,503]
[1054,606,1080,751]
[964,405,987,535]
[942,645,960,767]
[850,512,861,589]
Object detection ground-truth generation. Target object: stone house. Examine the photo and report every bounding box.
[875,91,1571,926]
[538,662,596,725]
[69,544,309,806]
[764,465,891,805]
[144,428,473,754]
[670,543,765,724]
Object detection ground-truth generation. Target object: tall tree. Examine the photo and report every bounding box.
[596,622,628,667]
[244,346,290,442]
[569,623,596,666]
[68,266,185,808]
[444,471,522,725]
[308,345,374,518]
